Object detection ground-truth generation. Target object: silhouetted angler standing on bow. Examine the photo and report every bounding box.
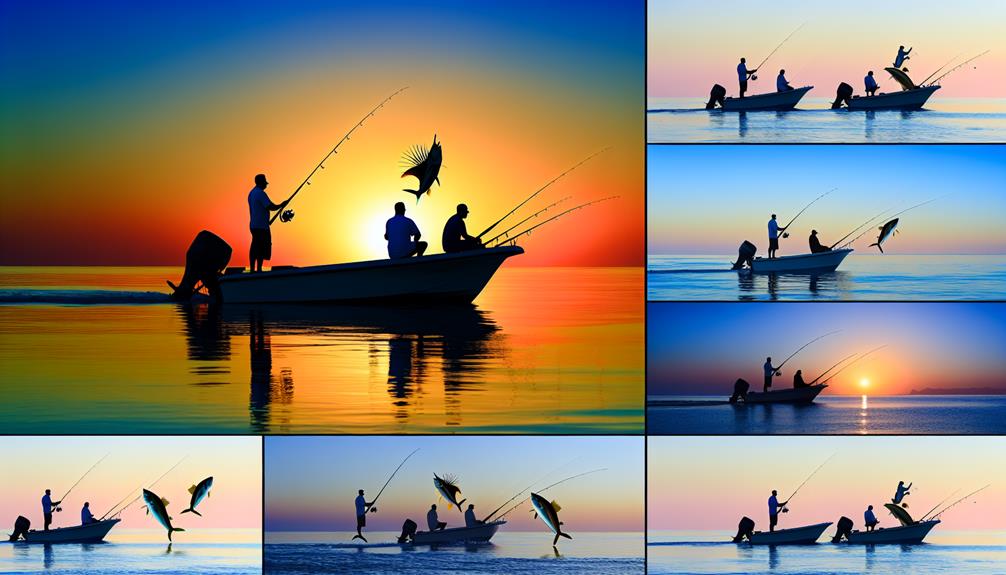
[248,174,288,273]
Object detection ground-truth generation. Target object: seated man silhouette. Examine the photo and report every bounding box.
[442,204,482,253]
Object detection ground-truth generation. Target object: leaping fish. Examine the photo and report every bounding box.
[433,473,466,511]
[142,489,185,542]
[401,134,442,203]
[869,218,900,253]
[181,476,213,517]
[530,492,572,547]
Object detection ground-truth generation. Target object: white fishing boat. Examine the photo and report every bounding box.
[20,519,120,544]
[721,86,813,111]
[846,85,941,110]
[741,384,827,405]
[746,522,832,545]
[749,248,853,273]
[844,519,940,544]
[411,520,505,545]
[217,246,523,304]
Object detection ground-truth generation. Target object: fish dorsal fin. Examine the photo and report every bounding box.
[161,497,170,507]
[142,506,149,515]
[551,500,561,512]
[188,485,196,494]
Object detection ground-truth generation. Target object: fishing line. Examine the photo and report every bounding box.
[829,207,896,250]
[817,345,888,386]
[482,196,572,245]
[494,196,619,246]
[57,453,110,507]
[919,53,964,86]
[775,330,841,372]
[919,488,961,521]
[752,23,806,80]
[931,485,990,519]
[368,448,420,511]
[931,50,990,84]
[269,86,409,225]
[101,455,188,520]
[477,148,608,240]
[496,468,607,520]
[482,457,581,523]
[841,195,947,248]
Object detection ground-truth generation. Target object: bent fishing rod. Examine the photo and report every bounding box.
[482,196,572,245]
[496,468,607,520]
[809,352,857,385]
[931,484,990,520]
[367,448,419,512]
[56,453,110,508]
[931,50,990,84]
[779,187,837,236]
[482,458,581,523]
[101,456,187,520]
[817,345,888,386]
[476,148,608,240]
[780,453,835,511]
[839,196,946,249]
[752,23,806,79]
[493,196,618,247]
[269,86,409,225]
[774,330,841,373]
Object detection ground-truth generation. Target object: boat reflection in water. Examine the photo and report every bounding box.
[179,303,502,432]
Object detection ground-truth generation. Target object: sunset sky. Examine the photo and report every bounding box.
[649,145,1006,255]
[648,303,1006,395]
[649,0,1005,98]
[649,436,1006,531]
[265,436,643,532]
[0,436,261,531]
[0,0,643,267]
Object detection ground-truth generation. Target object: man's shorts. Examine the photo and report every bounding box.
[357,514,366,528]
[769,237,780,251]
[250,228,272,261]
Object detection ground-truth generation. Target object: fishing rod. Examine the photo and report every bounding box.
[482,458,580,523]
[101,456,187,520]
[931,484,990,520]
[496,468,607,520]
[919,488,961,522]
[840,196,946,249]
[269,86,409,225]
[774,330,841,373]
[918,52,964,86]
[494,196,618,246]
[817,345,887,386]
[809,352,857,385]
[778,188,837,237]
[56,453,110,508]
[752,23,806,80]
[829,207,895,250]
[476,148,608,240]
[368,448,419,512]
[931,50,990,84]
[482,196,572,246]
[780,453,835,511]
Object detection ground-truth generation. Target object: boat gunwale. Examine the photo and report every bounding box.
[842,519,940,544]
[19,518,121,543]
[845,85,941,110]
[411,519,506,543]
[721,86,814,110]
[744,521,833,544]
[219,246,524,284]
[752,248,854,264]
[743,383,828,404]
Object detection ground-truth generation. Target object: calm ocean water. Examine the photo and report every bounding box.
[265,531,643,575]
[647,98,1006,143]
[0,266,642,434]
[647,395,1006,435]
[647,255,1006,301]
[647,530,1006,575]
[0,529,260,574]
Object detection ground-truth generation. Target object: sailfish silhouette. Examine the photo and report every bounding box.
[401,134,442,203]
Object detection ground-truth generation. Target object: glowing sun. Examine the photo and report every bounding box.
[859,378,871,389]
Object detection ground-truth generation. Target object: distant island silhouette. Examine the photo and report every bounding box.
[909,387,1006,396]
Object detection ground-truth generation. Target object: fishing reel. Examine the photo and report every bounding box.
[279,209,295,223]
[751,75,758,81]
[782,232,790,239]
[370,507,378,513]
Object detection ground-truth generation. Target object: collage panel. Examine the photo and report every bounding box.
[648,144,1006,301]
[647,302,1006,435]
[647,0,1006,143]
[648,436,1006,575]
[264,435,644,574]
[0,0,645,436]
[0,436,262,574]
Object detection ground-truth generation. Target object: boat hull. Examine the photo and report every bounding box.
[846,85,940,110]
[747,522,832,545]
[743,384,827,405]
[218,246,523,304]
[722,86,813,111]
[844,520,940,544]
[20,519,120,543]
[412,520,504,545]
[750,249,852,273]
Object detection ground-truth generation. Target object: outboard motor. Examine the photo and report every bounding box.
[831,82,854,109]
[729,378,751,403]
[831,516,854,543]
[706,84,727,109]
[732,240,757,270]
[9,516,30,542]
[397,518,418,544]
[170,230,233,302]
[732,516,756,543]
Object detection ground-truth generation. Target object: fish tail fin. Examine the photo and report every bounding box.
[560,531,572,540]
[553,533,560,546]
[458,499,467,508]
[192,509,202,517]
[168,528,184,542]
[180,509,191,515]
